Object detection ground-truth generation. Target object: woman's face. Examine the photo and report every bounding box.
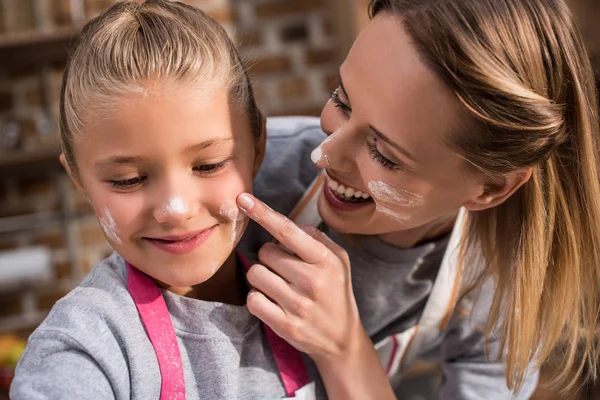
[317,14,486,241]
[67,86,261,288]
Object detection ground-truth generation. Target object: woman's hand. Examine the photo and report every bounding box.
[236,192,366,363]
[237,193,397,400]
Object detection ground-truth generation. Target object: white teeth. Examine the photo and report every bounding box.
[326,175,371,200]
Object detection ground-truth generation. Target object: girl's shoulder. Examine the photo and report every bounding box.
[33,252,138,339]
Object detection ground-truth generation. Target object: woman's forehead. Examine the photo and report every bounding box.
[342,14,464,162]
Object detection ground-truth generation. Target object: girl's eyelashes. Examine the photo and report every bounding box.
[110,176,146,189]
[193,160,228,174]
[329,89,351,114]
[108,161,229,190]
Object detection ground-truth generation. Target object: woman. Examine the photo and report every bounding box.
[236,0,600,398]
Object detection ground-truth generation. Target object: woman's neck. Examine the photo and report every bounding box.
[161,252,248,305]
[377,211,458,248]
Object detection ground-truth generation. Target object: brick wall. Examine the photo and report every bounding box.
[233,0,340,116]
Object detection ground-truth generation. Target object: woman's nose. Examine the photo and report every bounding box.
[312,125,357,172]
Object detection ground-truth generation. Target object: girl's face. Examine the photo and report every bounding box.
[317,14,487,243]
[68,86,262,288]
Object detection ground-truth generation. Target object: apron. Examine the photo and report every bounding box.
[287,172,465,379]
[127,255,315,399]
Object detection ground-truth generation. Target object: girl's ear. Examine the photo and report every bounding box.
[59,153,89,200]
[253,111,267,178]
[463,167,532,211]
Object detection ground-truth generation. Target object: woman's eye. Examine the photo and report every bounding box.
[109,176,145,189]
[329,88,352,115]
[366,139,406,172]
[193,160,228,174]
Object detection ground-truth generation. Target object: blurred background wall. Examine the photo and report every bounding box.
[0,0,598,398]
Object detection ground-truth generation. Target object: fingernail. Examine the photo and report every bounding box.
[238,193,255,210]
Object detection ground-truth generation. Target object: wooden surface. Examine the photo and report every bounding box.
[0,27,79,71]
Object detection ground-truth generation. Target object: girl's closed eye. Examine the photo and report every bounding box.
[110,176,146,190]
[108,161,228,190]
[193,160,229,174]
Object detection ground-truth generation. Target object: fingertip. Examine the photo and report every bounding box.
[237,193,256,211]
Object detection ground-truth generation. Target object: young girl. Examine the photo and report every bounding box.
[235,0,600,398]
[10,1,323,399]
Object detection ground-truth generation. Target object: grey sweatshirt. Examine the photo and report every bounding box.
[10,253,325,399]
[236,116,539,399]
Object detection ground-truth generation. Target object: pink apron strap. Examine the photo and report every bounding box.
[238,253,311,397]
[127,264,186,400]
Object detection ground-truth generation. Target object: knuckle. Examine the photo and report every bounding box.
[279,218,297,239]
[307,274,326,298]
[300,225,319,237]
[284,319,303,341]
[292,297,312,318]
[252,203,268,221]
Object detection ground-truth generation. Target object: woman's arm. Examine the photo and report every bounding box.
[313,331,396,400]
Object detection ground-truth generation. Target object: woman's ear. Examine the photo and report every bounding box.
[252,111,267,178]
[59,153,89,200]
[463,167,532,211]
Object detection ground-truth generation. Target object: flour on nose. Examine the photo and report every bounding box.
[158,197,188,218]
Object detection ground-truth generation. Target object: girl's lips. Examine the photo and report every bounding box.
[144,226,217,255]
[322,180,373,212]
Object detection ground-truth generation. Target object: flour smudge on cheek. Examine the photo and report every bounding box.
[98,207,123,244]
[367,181,424,222]
[219,200,247,246]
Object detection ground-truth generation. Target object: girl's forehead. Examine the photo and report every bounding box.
[76,89,253,165]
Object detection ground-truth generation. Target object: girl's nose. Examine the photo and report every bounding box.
[153,193,195,225]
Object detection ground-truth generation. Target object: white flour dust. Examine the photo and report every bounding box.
[219,200,246,246]
[98,207,122,244]
[157,197,188,218]
[368,181,424,222]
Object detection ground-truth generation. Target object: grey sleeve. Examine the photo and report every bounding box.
[10,330,115,400]
[438,281,539,400]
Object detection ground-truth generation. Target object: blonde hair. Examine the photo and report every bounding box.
[60,0,260,170]
[371,0,600,392]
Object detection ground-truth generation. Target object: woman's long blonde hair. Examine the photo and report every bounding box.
[371,0,600,392]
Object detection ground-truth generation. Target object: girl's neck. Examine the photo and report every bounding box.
[378,211,458,248]
[160,252,248,305]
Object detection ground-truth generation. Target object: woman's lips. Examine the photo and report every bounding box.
[144,226,217,255]
[322,180,373,212]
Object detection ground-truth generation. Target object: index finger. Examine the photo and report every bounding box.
[237,193,325,264]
